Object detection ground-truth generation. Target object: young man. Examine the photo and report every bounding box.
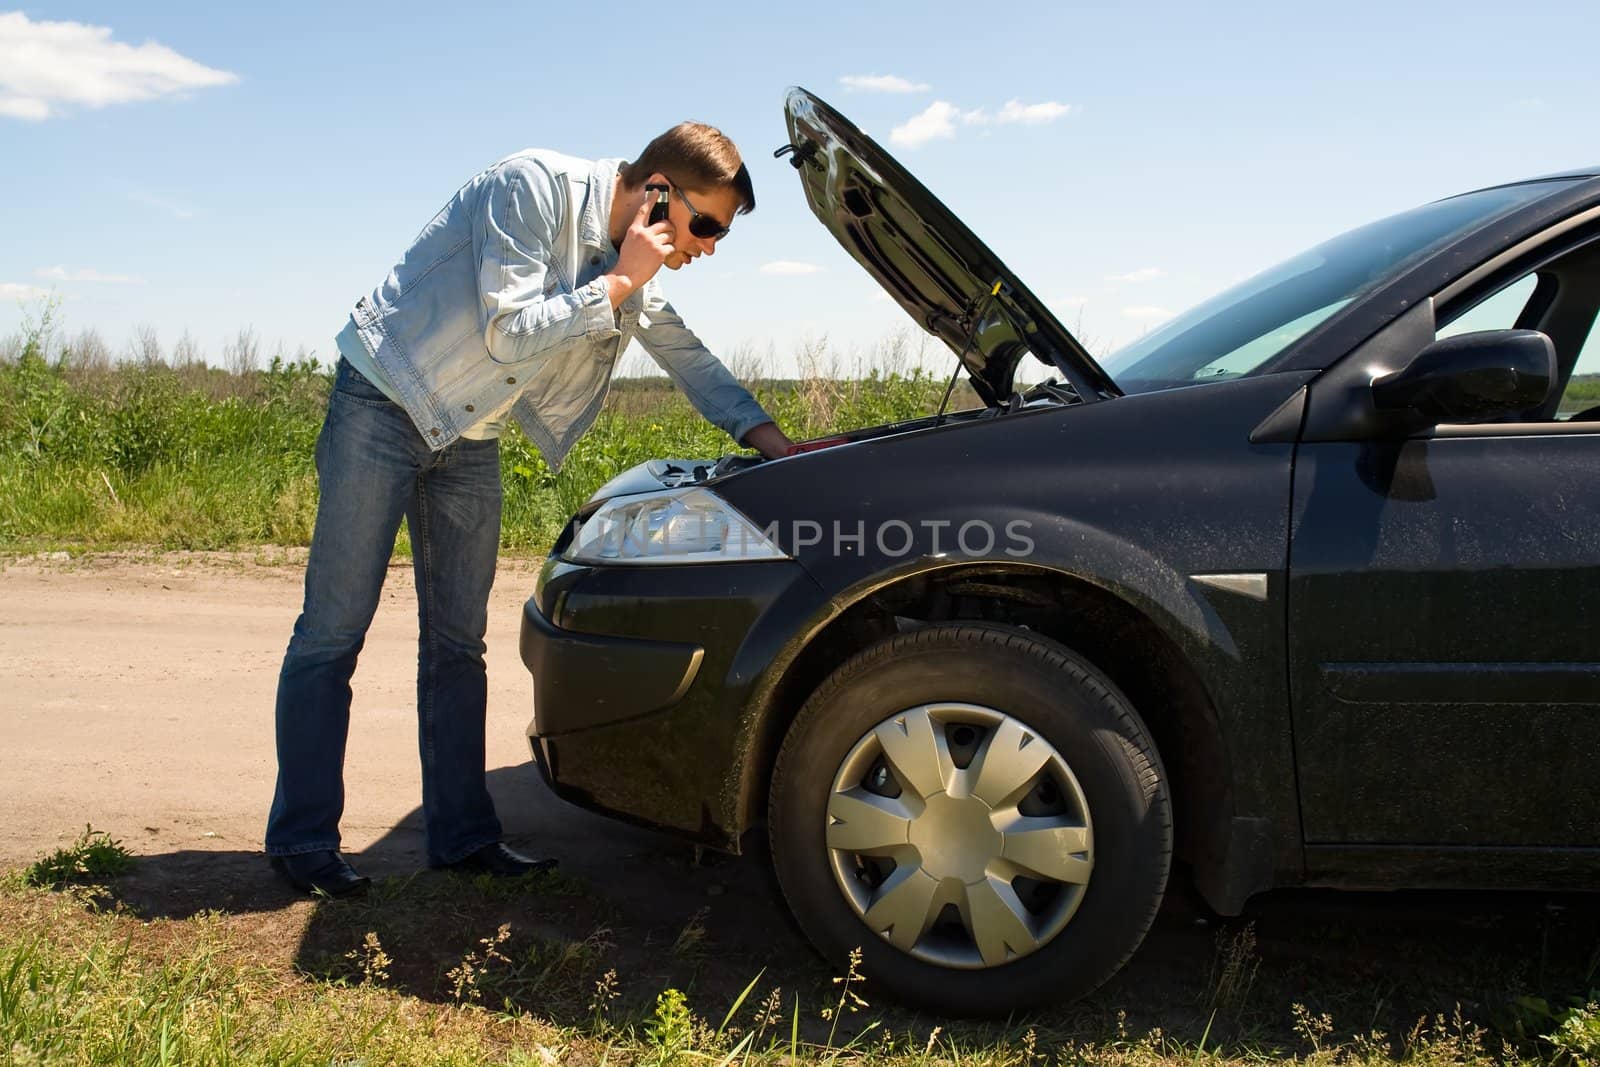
[267,123,793,897]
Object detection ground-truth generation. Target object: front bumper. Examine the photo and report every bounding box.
[521,554,825,845]
[519,594,705,736]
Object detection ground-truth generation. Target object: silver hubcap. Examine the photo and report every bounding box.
[825,703,1093,969]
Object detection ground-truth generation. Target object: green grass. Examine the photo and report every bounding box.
[0,343,950,556]
[2,833,1596,1066]
[1,885,1583,1067]
[1562,375,1600,407]
[17,825,134,889]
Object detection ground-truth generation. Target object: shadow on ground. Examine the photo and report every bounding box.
[107,764,1600,1050]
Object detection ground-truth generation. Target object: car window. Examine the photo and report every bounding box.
[1435,273,1539,339]
[1188,299,1353,381]
[1436,268,1600,419]
[1102,179,1575,393]
[1565,328,1600,417]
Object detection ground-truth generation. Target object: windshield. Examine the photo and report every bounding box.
[1101,180,1575,393]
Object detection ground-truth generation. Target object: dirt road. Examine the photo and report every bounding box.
[0,551,665,873]
[1,551,835,1020]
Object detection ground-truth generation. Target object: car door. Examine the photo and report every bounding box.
[1288,238,1600,852]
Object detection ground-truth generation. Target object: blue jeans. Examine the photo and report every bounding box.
[266,357,504,865]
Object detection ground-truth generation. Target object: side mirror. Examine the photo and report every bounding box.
[1371,329,1555,426]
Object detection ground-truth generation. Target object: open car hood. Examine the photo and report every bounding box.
[778,87,1119,406]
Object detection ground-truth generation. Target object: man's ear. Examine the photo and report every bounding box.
[647,171,669,188]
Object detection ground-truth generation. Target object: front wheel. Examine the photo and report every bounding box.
[768,623,1171,1015]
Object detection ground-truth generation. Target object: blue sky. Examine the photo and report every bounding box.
[1,1,1595,379]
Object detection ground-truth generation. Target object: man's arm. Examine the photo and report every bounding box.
[741,421,792,458]
[635,280,793,458]
[478,163,617,364]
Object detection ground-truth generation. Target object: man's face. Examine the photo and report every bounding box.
[662,182,741,270]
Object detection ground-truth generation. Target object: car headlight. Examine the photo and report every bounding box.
[564,487,787,565]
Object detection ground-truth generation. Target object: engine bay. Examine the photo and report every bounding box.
[633,377,1084,492]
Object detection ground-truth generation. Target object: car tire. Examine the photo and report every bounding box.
[768,622,1171,1015]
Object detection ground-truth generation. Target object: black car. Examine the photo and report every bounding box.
[520,87,1600,1014]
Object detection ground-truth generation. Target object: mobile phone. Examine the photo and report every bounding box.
[646,183,670,226]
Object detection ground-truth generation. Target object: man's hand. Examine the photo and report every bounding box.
[742,422,794,459]
[602,198,675,309]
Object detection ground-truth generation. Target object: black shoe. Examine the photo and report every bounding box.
[270,850,371,898]
[437,842,557,878]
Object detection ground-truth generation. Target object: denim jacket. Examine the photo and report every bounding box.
[340,149,771,469]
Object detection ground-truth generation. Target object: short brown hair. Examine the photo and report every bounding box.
[619,121,755,215]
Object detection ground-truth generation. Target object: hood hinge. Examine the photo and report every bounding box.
[773,140,822,171]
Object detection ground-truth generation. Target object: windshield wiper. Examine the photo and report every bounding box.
[1022,380,1080,405]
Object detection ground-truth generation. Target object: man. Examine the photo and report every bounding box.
[266,122,793,897]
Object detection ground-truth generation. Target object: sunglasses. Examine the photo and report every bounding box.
[673,184,732,241]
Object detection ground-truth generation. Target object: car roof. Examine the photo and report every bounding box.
[1462,167,1600,193]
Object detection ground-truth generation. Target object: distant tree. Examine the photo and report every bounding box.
[223,326,259,377]
[14,296,62,364]
[64,328,111,373]
[173,330,203,369]
[129,324,163,368]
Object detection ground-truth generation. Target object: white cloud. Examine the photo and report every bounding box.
[894,98,1072,144]
[760,260,823,276]
[0,95,49,120]
[0,282,52,301]
[1121,305,1174,320]
[889,101,960,149]
[36,265,140,283]
[962,99,1072,127]
[996,99,1071,124]
[840,74,931,94]
[1106,267,1165,283]
[0,12,237,121]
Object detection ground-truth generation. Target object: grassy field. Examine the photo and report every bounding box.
[2,829,1596,1066]
[0,327,955,556]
